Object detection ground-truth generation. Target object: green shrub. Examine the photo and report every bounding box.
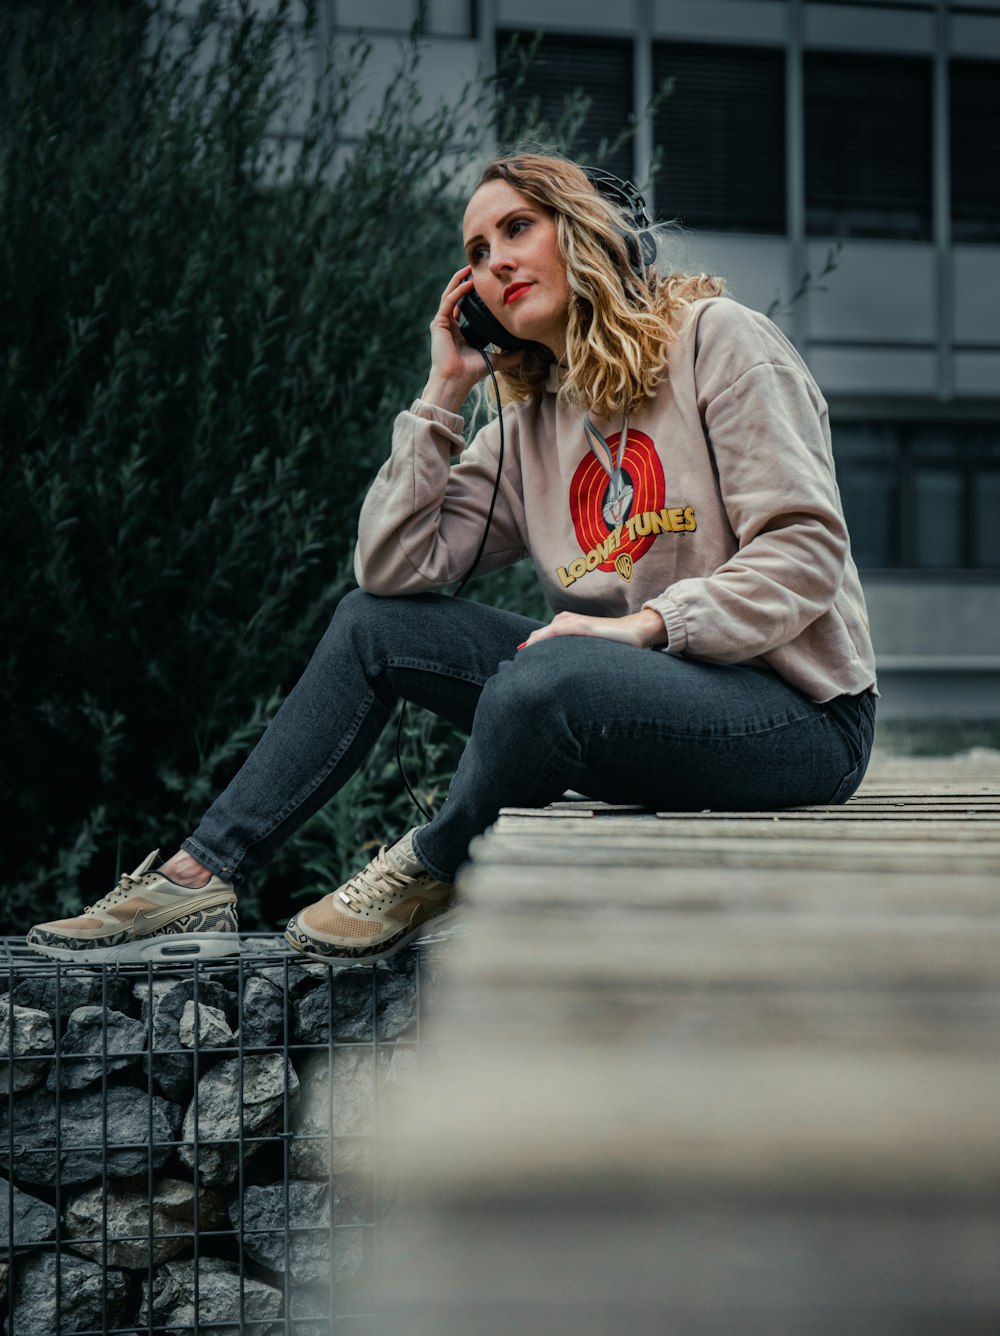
[0,0,559,929]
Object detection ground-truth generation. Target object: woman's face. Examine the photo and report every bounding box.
[462,179,571,358]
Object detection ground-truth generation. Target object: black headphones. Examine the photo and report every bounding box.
[458,166,656,353]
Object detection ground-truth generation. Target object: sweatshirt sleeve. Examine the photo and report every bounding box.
[644,323,849,664]
[354,400,527,595]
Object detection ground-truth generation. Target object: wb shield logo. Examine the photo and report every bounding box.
[614,552,634,581]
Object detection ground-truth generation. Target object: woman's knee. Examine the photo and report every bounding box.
[300,589,395,685]
[325,587,409,654]
[324,588,477,685]
[329,587,382,634]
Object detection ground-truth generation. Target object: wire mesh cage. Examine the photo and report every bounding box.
[1,932,448,1335]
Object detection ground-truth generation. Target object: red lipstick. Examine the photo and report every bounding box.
[503,282,532,305]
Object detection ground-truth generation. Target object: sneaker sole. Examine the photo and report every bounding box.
[25,933,241,964]
[284,905,459,967]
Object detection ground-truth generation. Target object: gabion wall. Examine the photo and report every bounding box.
[0,935,435,1335]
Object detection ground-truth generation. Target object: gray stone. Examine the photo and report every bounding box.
[230,1178,364,1285]
[178,999,234,1050]
[292,958,417,1044]
[0,1180,57,1249]
[65,1174,228,1268]
[289,1047,383,1181]
[252,959,330,999]
[179,1052,300,1188]
[46,1004,146,1091]
[138,1256,282,1336]
[135,975,237,1100]
[7,1250,128,1334]
[12,969,134,1020]
[292,982,332,1044]
[0,1082,182,1188]
[287,1284,340,1336]
[0,1000,53,1093]
[288,1045,413,1208]
[237,974,286,1048]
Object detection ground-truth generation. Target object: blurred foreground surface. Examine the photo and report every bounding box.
[375,748,1000,1336]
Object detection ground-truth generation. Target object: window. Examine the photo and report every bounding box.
[836,426,901,569]
[804,52,933,240]
[950,59,1000,244]
[651,42,786,233]
[496,32,635,184]
[836,424,1000,569]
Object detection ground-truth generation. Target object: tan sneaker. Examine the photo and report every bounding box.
[26,850,239,963]
[285,829,455,964]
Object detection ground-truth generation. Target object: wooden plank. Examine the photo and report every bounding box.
[653,818,1000,838]
[428,980,1000,1051]
[457,863,1000,914]
[553,795,1000,811]
[694,806,1000,817]
[393,1044,1000,1201]
[492,815,1000,840]
[858,781,1000,795]
[472,846,998,873]
[472,830,1000,874]
[487,813,1000,843]
[436,909,1000,989]
[500,805,1000,821]
[849,790,1000,801]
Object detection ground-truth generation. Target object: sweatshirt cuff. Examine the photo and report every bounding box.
[643,596,688,655]
[409,399,466,433]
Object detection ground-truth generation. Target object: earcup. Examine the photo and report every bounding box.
[458,287,537,352]
[584,167,656,279]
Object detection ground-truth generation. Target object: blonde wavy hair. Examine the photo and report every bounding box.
[473,153,726,418]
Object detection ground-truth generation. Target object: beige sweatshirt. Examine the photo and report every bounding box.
[355,296,877,703]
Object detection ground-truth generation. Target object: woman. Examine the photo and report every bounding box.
[27,153,877,966]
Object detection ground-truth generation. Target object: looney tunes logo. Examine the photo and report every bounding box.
[555,428,696,588]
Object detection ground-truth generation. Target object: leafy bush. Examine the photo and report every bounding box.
[0,0,552,929]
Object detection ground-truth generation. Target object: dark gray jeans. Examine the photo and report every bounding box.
[182,589,876,886]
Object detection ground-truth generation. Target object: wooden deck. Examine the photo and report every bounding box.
[375,750,1000,1336]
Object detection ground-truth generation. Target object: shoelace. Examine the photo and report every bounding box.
[337,845,410,912]
[83,871,146,916]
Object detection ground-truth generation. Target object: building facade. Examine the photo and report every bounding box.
[329,0,1000,725]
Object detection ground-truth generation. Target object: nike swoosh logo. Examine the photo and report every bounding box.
[409,896,453,926]
[133,892,234,933]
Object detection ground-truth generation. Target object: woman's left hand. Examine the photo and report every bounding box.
[518,608,668,651]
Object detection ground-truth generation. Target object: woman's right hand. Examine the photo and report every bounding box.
[420,265,524,414]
